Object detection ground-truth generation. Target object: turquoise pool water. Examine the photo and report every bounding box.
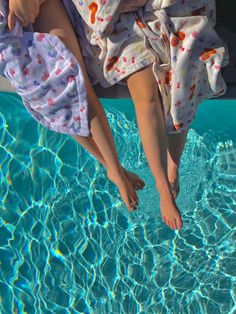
[0,93,236,314]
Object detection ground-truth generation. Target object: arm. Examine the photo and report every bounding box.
[8,0,47,31]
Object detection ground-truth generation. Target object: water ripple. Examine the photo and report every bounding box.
[0,95,236,313]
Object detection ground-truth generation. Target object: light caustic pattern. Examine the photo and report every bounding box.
[0,94,236,314]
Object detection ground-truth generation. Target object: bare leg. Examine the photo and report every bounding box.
[73,135,145,190]
[33,0,142,210]
[167,130,188,198]
[126,66,183,230]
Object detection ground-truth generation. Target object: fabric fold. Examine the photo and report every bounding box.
[71,0,229,133]
[71,0,122,38]
[0,0,90,136]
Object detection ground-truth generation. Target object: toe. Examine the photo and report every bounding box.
[126,201,133,211]
[139,179,145,187]
[165,218,172,229]
[132,180,144,190]
[172,219,179,230]
[169,220,175,230]
[139,182,145,190]
[123,194,134,211]
[127,194,138,211]
[139,183,144,190]
[163,216,173,230]
[132,194,139,209]
[140,181,145,189]
[130,200,137,211]
[128,203,136,211]
[176,219,183,230]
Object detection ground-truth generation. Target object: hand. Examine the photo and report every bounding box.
[119,0,148,13]
[8,0,41,31]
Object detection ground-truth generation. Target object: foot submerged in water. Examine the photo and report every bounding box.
[107,169,139,211]
[158,184,183,230]
[122,168,145,191]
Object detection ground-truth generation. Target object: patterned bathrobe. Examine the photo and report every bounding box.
[0,0,229,135]
[70,0,229,133]
[0,0,89,136]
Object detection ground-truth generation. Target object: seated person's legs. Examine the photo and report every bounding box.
[32,0,144,210]
[126,66,183,230]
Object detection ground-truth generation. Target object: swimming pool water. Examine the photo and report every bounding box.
[0,93,236,314]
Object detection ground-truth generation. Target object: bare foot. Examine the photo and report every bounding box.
[168,165,179,199]
[107,169,139,211]
[159,186,183,230]
[122,168,145,190]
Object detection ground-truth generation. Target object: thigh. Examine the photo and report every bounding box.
[33,0,100,117]
[33,0,89,81]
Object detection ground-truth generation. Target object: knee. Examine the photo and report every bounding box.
[134,93,161,114]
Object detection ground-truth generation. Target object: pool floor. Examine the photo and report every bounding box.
[0,94,236,313]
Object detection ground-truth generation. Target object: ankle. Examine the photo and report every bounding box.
[168,163,179,173]
[167,164,179,181]
[106,166,124,178]
[155,180,171,195]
